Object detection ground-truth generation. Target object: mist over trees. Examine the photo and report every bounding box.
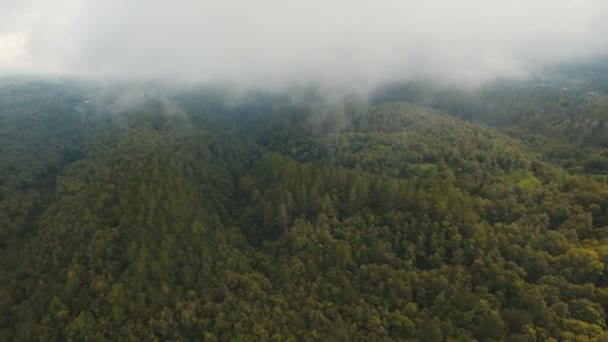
[2,0,608,339]
[1,73,608,340]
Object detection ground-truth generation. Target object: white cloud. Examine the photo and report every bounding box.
[0,0,607,86]
[0,32,27,69]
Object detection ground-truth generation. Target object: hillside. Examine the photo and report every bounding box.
[1,85,608,340]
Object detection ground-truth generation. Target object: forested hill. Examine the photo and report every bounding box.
[1,82,608,340]
[371,67,608,178]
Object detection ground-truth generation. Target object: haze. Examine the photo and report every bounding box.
[1,0,607,87]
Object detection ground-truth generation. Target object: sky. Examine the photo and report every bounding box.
[1,0,607,88]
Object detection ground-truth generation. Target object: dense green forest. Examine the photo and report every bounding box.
[2,73,608,340]
[372,63,608,179]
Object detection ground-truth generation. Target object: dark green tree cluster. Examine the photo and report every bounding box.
[372,71,608,178]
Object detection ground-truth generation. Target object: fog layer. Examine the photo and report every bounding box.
[1,0,607,87]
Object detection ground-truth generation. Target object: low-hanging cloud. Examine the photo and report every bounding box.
[1,0,607,88]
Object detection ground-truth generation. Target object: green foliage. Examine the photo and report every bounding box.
[1,79,608,340]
